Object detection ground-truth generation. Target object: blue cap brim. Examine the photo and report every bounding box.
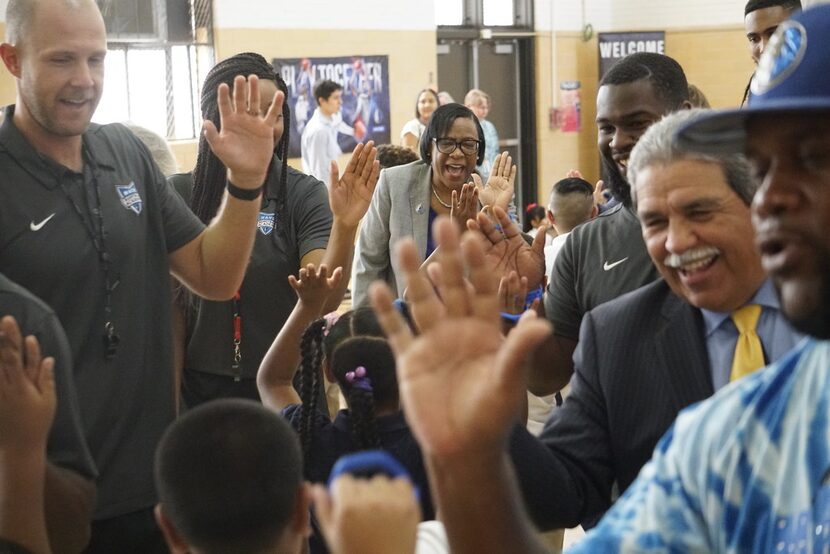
[676,99,830,155]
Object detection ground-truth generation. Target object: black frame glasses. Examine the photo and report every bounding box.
[433,138,480,155]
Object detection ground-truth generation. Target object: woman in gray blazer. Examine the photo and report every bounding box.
[352,103,516,306]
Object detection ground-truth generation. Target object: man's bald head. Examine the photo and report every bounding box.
[5,0,100,45]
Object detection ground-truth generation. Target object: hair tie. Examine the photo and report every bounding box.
[526,203,538,212]
[344,366,373,392]
[323,312,341,337]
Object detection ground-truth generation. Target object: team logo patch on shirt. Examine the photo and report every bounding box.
[116,182,143,215]
[258,212,275,236]
[751,20,807,96]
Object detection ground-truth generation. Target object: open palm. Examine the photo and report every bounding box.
[475,152,516,212]
[329,141,380,227]
[370,218,550,457]
[469,206,546,290]
[204,75,284,189]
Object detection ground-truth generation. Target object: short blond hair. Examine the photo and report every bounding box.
[464,88,491,108]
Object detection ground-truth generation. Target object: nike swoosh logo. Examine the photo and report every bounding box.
[30,213,56,231]
[603,257,629,271]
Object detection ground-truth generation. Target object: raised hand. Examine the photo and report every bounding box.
[313,475,419,554]
[288,263,343,315]
[498,271,529,315]
[567,169,606,206]
[203,74,284,190]
[593,179,607,206]
[450,182,479,228]
[329,141,381,227]
[369,217,551,458]
[475,152,517,212]
[0,316,56,454]
[467,205,546,290]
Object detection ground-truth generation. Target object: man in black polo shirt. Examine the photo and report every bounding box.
[525,53,692,395]
[0,274,97,553]
[0,0,283,551]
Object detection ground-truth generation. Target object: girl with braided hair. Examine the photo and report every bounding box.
[257,264,434,539]
[170,53,380,408]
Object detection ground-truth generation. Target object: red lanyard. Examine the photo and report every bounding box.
[232,291,242,381]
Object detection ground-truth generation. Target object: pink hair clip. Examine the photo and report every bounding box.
[344,366,372,391]
[323,311,341,337]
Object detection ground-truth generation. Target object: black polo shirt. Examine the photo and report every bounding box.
[169,162,331,382]
[0,272,97,481]
[0,106,204,519]
[545,203,660,339]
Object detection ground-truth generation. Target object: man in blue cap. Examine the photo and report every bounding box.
[570,7,830,549]
[367,3,830,553]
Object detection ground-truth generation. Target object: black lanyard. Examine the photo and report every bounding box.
[53,143,120,358]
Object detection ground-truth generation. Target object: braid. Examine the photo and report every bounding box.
[191,52,290,232]
[298,319,326,471]
[275,82,290,232]
[346,387,381,451]
[178,52,291,317]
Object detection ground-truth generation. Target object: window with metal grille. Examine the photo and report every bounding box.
[434,0,532,28]
[93,0,214,140]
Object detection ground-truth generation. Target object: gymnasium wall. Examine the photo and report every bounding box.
[532,0,755,203]
[212,0,437,173]
[0,0,819,200]
[533,26,751,201]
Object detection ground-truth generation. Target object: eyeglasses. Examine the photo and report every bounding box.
[433,138,480,155]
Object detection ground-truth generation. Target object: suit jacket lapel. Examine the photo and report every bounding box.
[410,164,430,262]
[653,291,715,411]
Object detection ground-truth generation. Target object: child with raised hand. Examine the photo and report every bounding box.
[257,264,434,552]
[0,316,56,554]
[257,262,343,414]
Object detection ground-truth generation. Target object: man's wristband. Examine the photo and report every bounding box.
[227,181,263,201]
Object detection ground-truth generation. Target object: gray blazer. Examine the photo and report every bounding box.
[353,160,432,306]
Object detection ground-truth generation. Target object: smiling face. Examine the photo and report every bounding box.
[469,98,489,121]
[636,159,765,312]
[749,112,830,339]
[745,6,791,64]
[430,116,478,192]
[417,91,438,123]
[7,0,107,141]
[597,80,670,179]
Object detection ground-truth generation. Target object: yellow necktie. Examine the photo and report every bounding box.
[729,304,765,382]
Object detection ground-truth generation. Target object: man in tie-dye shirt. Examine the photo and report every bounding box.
[571,5,830,551]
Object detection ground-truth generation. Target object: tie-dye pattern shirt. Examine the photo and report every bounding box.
[570,339,830,553]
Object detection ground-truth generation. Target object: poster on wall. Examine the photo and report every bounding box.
[272,55,391,159]
[598,32,666,78]
[558,81,582,133]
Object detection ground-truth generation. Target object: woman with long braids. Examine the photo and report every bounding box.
[257,263,433,552]
[171,53,379,407]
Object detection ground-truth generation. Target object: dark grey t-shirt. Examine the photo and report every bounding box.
[170,161,332,380]
[0,273,97,481]
[545,203,660,339]
[0,109,204,518]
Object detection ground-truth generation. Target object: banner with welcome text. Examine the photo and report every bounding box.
[598,32,666,79]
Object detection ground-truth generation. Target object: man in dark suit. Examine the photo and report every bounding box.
[510,109,803,531]
[367,8,830,548]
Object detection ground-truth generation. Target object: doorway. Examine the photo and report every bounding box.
[437,37,537,217]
